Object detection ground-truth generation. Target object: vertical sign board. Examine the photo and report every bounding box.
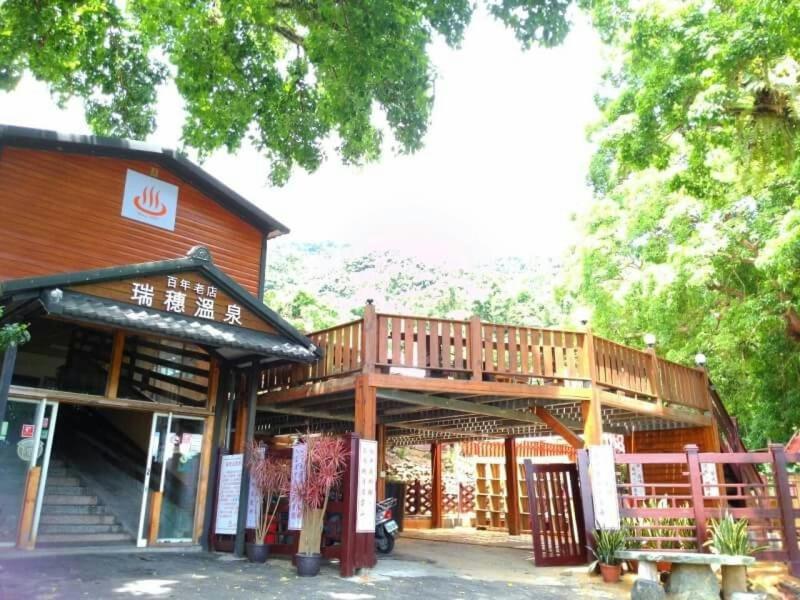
[246,446,265,529]
[121,169,179,231]
[356,439,378,533]
[701,462,720,497]
[214,454,243,535]
[589,445,621,530]
[288,444,307,530]
[630,463,646,497]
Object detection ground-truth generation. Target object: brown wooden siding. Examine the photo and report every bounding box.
[625,426,716,487]
[0,147,265,296]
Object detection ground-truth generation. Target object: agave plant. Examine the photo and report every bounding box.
[588,528,628,566]
[705,513,765,556]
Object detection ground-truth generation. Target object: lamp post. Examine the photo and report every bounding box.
[643,333,656,348]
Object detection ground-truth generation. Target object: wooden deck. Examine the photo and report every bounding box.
[255,306,713,445]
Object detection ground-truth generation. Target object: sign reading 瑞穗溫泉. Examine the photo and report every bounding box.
[589,444,621,530]
[288,444,307,530]
[121,169,179,231]
[129,276,242,326]
[214,454,243,535]
[356,439,378,532]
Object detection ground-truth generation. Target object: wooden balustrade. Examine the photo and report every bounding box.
[376,314,470,375]
[656,358,711,411]
[592,337,654,397]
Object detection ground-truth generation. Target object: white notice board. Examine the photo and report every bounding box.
[589,445,621,530]
[214,454,243,535]
[356,439,378,533]
[288,444,307,530]
[246,446,265,529]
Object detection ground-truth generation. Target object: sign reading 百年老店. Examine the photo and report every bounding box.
[288,444,307,530]
[215,454,243,535]
[121,169,179,231]
[589,445,621,530]
[356,439,378,533]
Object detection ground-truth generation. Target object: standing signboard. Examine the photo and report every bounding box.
[214,454,243,535]
[589,445,621,530]
[356,439,378,533]
[288,444,307,530]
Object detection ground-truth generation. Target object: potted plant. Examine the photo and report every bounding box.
[588,528,628,583]
[706,513,764,599]
[293,434,348,577]
[246,442,291,563]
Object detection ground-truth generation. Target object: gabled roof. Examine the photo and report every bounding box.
[0,246,320,360]
[0,124,288,239]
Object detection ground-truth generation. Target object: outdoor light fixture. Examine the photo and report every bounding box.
[643,333,656,348]
[575,306,591,326]
[695,353,707,367]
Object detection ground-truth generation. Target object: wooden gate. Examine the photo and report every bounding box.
[524,460,587,567]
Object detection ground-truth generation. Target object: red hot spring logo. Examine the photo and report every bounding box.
[121,169,179,231]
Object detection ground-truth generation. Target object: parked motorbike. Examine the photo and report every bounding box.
[375,497,399,554]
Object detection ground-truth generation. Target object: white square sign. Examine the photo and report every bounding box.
[121,169,179,231]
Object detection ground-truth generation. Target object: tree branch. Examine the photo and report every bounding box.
[274,25,305,47]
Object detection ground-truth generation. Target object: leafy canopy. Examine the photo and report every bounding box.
[1,0,582,184]
[0,307,29,351]
[571,0,800,446]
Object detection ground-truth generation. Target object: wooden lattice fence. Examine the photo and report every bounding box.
[404,480,475,517]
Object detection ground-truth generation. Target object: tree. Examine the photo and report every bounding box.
[0,307,29,351]
[571,0,800,447]
[1,0,583,184]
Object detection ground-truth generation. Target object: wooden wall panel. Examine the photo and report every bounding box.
[625,426,716,487]
[0,148,266,296]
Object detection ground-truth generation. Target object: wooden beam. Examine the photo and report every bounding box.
[258,404,354,423]
[104,330,126,399]
[257,375,358,404]
[533,406,583,449]
[354,376,376,440]
[598,390,712,427]
[376,389,544,425]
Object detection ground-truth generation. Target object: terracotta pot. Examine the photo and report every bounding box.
[600,563,622,583]
[657,561,672,573]
[295,552,322,577]
[246,542,269,563]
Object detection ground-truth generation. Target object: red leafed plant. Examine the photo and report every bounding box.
[247,441,291,545]
[294,433,349,556]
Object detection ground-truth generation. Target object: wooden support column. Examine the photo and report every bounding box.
[202,364,230,551]
[0,343,18,425]
[16,466,41,550]
[468,316,483,381]
[234,363,258,558]
[354,376,376,440]
[362,302,377,373]
[582,329,603,446]
[504,437,521,535]
[376,424,387,501]
[771,444,800,578]
[147,490,163,545]
[105,330,125,399]
[431,442,443,529]
[193,358,220,543]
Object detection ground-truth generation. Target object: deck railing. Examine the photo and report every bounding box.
[260,304,712,413]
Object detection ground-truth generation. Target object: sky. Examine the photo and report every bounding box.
[0,9,605,267]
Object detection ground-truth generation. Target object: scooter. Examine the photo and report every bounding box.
[375,497,399,554]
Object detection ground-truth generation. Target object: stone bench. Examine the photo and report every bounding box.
[615,550,755,600]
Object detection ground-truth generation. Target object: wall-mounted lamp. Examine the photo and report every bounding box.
[695,353,707,367]
[575,307,591,326]
[643,333,657,348]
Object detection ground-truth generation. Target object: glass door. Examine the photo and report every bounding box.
[137,413,205,545]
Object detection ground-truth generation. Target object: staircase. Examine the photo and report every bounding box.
[37,458,134,546]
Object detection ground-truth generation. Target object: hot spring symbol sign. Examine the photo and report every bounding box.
[121,169,179,231]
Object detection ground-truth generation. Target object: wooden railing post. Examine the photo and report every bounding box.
[468,316,483,381]
[770,444,800,577]
[685,444,708,551]
[646,348,663,408]
[362,302,377,373]
[582,329,603,446]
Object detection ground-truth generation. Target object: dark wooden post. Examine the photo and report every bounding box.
[203,365,230,551]
[376,423,386,501]
[431,442,443,528]
[413,479,422,515]
[354,376,376,441]
[576,449,596,548]
[104,330,125,399]
[234,363,258,557]
[0,344,18,426]
[770,444,800,577]
[504,437,521,535]
[362,301,377,373]
[340,432,376,577]
[685,444,708,551]
[468,316,483,381]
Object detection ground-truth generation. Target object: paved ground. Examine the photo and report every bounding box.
[0,537,628,600]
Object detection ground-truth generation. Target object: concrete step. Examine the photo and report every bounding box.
[41,504,108,515]
[44,486,90,496]
[36,532,134,545]
[43,495,98,506]
[39,523,124,535]
[40,514,116,525]
[45,476,81,487]
[45,468,72,478]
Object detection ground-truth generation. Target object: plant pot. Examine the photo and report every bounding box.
[657,561,672,573]
[246,542,269,563]
[600,563,622,583]
[295,552,322,577]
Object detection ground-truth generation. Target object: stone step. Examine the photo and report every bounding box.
[44,468,71,478]
[36,532,134,545]
[40,514,116,525]
[41,504,108,516]
[39,523,124,535]
[45,476,81,487]
[44,486,90,496]
[43,495,98,506]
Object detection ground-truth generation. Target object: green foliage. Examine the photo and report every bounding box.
[0,307,29,351]
[706,513,764,556]
[570,0,800,447]
[1,0,584,184]
[589,527,628,566]
[622,497,695,551]
[264,289,338,333]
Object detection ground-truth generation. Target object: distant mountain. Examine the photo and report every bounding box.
[264,241,572,332]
